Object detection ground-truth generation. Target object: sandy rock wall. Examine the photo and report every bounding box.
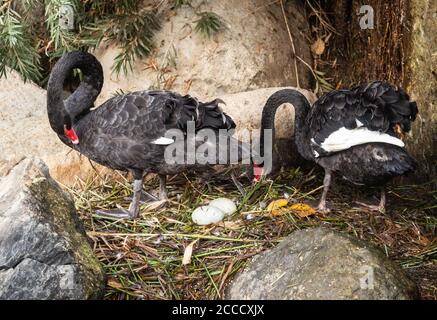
[0,70,102,185]
[94,0,313,104]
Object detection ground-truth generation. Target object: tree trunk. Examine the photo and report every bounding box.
[318,0,435,182]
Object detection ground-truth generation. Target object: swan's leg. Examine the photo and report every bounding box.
[356,188,386,213]
[159,174,168,201]
[124,190,158,203]
[123,172,158,203]
[379,189,386,212]
[317,170,332,213]
[231,173,245,196]
[96,178,143,219]
[127,179,143,218]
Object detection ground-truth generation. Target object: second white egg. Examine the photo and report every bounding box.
[208,198,237,216]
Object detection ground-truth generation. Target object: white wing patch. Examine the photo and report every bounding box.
[317,127,405,155]
[222,113,227,124]
[356,119,364,127]
[151,137,175,145]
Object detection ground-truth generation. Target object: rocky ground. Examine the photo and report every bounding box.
[0,158,105,299]
[227,228,418,299]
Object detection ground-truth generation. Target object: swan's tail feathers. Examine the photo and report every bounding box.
[197,99,236,130]
[358,81,418,134]
[174,96,236,132]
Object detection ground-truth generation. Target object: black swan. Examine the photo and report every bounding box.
[47,51,247,219]
[257,82,418,212]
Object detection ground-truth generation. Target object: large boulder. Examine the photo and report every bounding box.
[94,0,313,103]
[226,228,418,300]
[0,157,105,299]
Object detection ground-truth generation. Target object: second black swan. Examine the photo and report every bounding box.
[257,82,418,212]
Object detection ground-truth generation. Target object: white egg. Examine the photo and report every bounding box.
[192,206,225,225]
[208,198,237,216]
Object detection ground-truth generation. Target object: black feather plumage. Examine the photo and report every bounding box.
[47,51,245,219]
[259,83,418,212]
[309,81,418,148]
[70,90,236,174]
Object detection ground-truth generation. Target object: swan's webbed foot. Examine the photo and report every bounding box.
[355,189,386,213]
[355,202,385,213]
[137,175,169,211]
[317,201,331,213]
[95,208,134,220]
[95,178,143,220]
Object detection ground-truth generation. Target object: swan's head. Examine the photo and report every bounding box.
[63,115,79,145]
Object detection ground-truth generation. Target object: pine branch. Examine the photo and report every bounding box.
[45,0,80,56]
[0,5,41,81]
[194,11,223,38]
[103,10,160,76]
[0,0,221,84]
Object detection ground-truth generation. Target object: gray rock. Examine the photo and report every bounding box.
[226,228,418,300]
[0,158,105,299]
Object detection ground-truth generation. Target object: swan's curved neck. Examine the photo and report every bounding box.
[259,89,314,163]
[47,51,104,135]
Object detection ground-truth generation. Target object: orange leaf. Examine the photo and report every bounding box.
[267,199,289,216]
[289,203,316,218]
[267,199,288,211]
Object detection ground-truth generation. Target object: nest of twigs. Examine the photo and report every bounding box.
[63,165,436,300]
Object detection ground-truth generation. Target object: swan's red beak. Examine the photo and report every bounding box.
[253,164,263,183]
[64,126,79,145]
